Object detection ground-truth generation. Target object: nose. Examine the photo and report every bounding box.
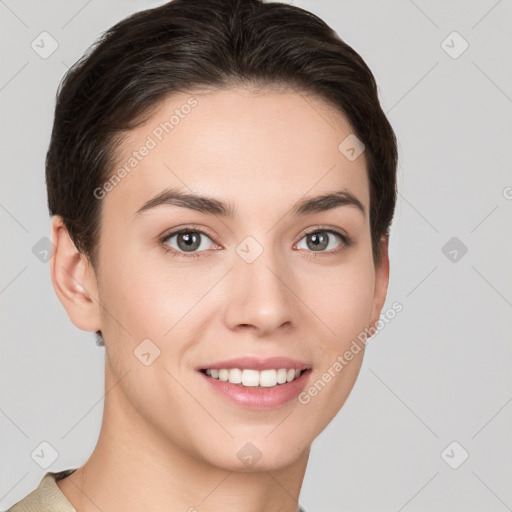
[222,246,299,336]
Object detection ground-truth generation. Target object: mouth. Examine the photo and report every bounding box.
[197,357,312,409]
[200,367,307,388]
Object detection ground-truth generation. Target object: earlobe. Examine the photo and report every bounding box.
[50,216,102,333]
[369,235,390,329]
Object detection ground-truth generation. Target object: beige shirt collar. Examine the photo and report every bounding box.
[8,470,77,512]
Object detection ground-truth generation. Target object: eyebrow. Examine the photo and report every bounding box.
[134,187,365,218]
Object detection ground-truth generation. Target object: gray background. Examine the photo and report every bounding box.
[1,0,511,511]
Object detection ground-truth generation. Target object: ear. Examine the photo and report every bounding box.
[49,216,102,332]
[368,235,390,329]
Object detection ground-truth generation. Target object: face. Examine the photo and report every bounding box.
[83,86,388,471]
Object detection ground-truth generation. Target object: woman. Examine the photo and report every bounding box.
[9,0,397,510]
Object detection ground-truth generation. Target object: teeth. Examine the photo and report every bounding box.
[260,369,276,387]
[276,368,287,384]
[242,369,259,387]
[229,368,242,384]
[204,368,304,387]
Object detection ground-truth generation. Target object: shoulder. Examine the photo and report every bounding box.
[7,469,77,512]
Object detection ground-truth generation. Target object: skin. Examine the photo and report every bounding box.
[51,86,389,512]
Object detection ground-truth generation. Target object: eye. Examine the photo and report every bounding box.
[159,225,352,258]
[295,228,351,255]
[160,227,218,257]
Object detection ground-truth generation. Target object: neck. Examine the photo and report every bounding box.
[57,362,310,512]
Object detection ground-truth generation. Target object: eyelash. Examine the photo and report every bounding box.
[158,225,353,259]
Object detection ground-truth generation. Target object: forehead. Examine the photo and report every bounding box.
[103,86,370,220]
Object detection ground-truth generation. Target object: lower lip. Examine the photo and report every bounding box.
[199,370,311,410]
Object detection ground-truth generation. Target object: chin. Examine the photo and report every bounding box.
[197,432,311,473]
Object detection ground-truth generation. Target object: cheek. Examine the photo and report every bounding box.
[96,248,220,373]
[304,257,376,346]
[97,243,178,328]
[297,264,374,430]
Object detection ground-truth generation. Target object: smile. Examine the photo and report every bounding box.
[202,368,303,388]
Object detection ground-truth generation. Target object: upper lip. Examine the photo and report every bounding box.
[197,356,311,372]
